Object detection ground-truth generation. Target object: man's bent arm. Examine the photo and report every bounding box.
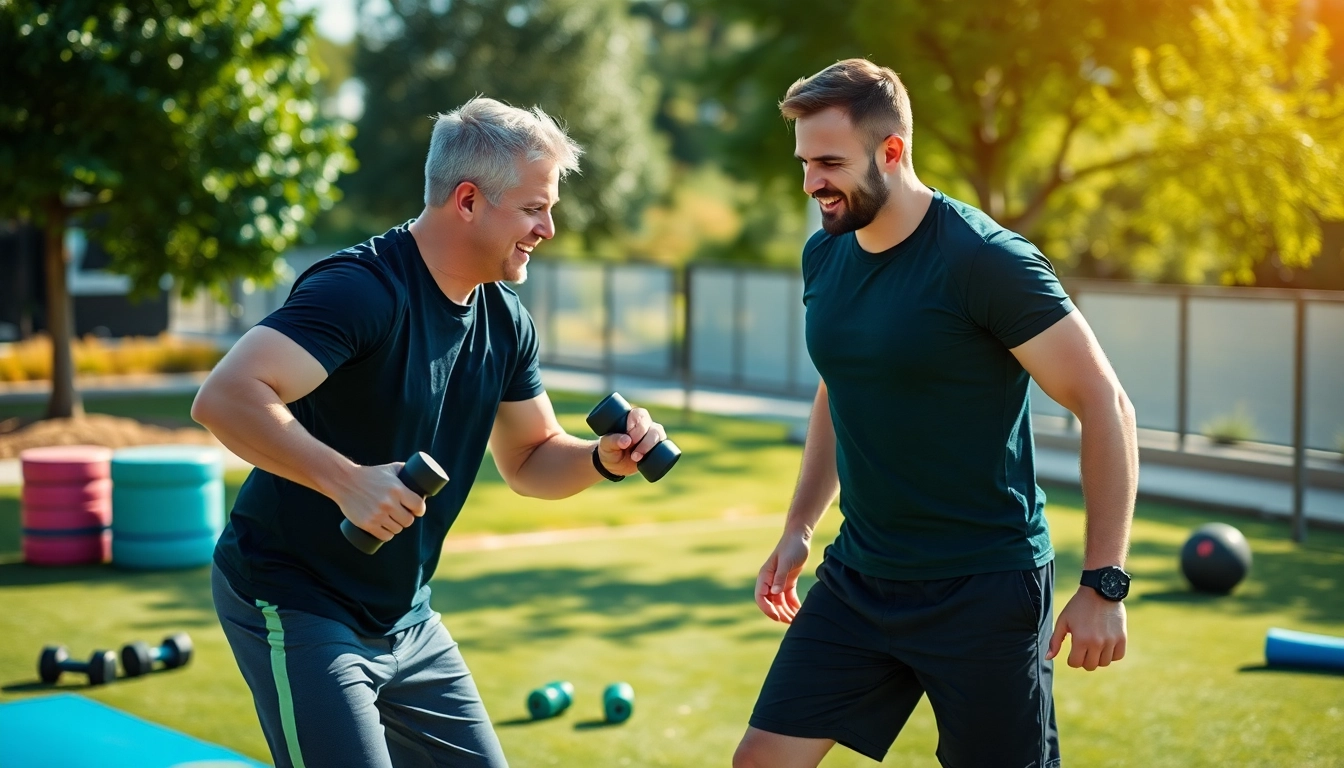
[1012,312,1138,570]
[489,393,663,500]
[191,326,358,501]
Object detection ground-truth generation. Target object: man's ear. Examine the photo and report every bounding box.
[878,134,905,171]
[452,181,480,221]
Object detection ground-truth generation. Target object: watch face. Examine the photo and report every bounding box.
[1098,569,1129,600]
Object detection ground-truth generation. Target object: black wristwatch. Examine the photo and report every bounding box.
[1080,566,1131,601]
[591,446,625,482]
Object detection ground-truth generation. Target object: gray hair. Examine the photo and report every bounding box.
[424,96,583,207]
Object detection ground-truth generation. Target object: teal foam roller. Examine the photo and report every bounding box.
[527,681,574,719]
[111,446,224,570]
[602,682,634,724]
[1265,627,1344,671]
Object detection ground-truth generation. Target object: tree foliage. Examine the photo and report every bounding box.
[692,0,1344,283]
[343,0,669,247]
[0,0,353,415]
[0,0,354,295]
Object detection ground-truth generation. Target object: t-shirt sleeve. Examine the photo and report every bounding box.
[256,260,400,374]
[963,234,1075,349]
[502,302,544,402]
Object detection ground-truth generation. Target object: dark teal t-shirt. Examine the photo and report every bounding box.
[803,190,1073,580]
[213,223,544,636]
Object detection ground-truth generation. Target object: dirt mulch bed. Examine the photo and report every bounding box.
[0,414,222,459]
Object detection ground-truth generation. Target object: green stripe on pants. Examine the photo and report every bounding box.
[257,600,306,768]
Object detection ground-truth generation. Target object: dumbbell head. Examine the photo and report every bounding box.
[85,650,117,685]
[163,632,193,669]
[402,452,448,497]
[587,393,632,436]
[39,645,67,684]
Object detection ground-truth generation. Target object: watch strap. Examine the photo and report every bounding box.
[592,446,625,482]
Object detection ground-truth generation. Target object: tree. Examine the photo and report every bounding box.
[341,0,668,250]
[694,0,1343,283]
[0,0,354,417]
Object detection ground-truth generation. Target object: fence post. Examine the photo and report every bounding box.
[1291,296,1307,543]
[1177,291,1189,451]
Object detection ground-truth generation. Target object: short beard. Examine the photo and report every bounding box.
[818,159,889,235]
[503,260,528,285]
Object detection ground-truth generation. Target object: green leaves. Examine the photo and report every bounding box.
[0,0,354,296]
[695,0,1343,283]
[344,0,668,247]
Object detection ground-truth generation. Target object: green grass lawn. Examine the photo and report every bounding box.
[1,397,1342,766]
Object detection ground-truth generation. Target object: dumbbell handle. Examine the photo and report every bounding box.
[341,452,448,554]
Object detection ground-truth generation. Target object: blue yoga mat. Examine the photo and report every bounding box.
[1265,627,1344,671]
[0,693,267,767]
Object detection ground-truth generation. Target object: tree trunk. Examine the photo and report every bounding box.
[42,201,83,419]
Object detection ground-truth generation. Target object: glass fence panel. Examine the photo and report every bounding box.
[1080,293,1180,432]
[690,269,736,383]
[741,272,793,391]
[1189,297,1294,446]
[551,264,605,366]
[1306,301,1344,453]
[612,266,675,375]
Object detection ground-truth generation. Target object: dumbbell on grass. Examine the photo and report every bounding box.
[527,681,575,719]
[121,632,193,677]
[603,682,635,724]
[38,646,117,686]
[586,393,681,482]
[341,452,449,554]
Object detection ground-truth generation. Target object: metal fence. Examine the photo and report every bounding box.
[171,255,1344,535]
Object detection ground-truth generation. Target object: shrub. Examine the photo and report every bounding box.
[0,334,224,382]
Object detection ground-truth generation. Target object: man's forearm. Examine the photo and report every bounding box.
[784,385,840,538]
[1077,390,1139,569]
[504,434,605,500]
[192,376,357,500]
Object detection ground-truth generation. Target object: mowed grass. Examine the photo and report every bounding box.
[0,394,1340,765]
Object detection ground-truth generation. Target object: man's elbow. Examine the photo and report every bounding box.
[191,376,230,432]
[1074,381,1135,428]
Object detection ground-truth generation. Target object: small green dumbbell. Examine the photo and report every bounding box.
[527,680,575,719]
[603,682,635,724]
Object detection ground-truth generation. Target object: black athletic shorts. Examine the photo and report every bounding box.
[749,554,1060,767]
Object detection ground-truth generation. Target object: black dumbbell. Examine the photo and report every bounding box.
[38,646,117,686]
[341,452,449,554]
[586,393,682,482]
[121,632,193,677]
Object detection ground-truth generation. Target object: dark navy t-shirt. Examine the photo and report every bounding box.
[804,190,1073,580]
[213,223,544,636]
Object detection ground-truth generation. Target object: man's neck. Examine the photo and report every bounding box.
[854,172,934,254]
[408,210,478,305]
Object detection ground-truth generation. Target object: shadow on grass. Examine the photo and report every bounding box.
[494,716,549,727]
[1238,663,1344,678]
[573,719,622,730]
[430,565,806,650]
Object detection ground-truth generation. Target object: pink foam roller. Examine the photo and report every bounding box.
[20,446,113,484]
[22,503,112,531]
[22,478,113,508]
[23,531,111,566]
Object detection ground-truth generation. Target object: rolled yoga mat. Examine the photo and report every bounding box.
[1265,627,1344,671]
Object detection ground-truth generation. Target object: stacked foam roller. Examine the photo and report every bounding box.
[20,446,114,566]
[111,445,224,569]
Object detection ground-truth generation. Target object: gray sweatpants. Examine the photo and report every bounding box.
[212,564,508,768]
